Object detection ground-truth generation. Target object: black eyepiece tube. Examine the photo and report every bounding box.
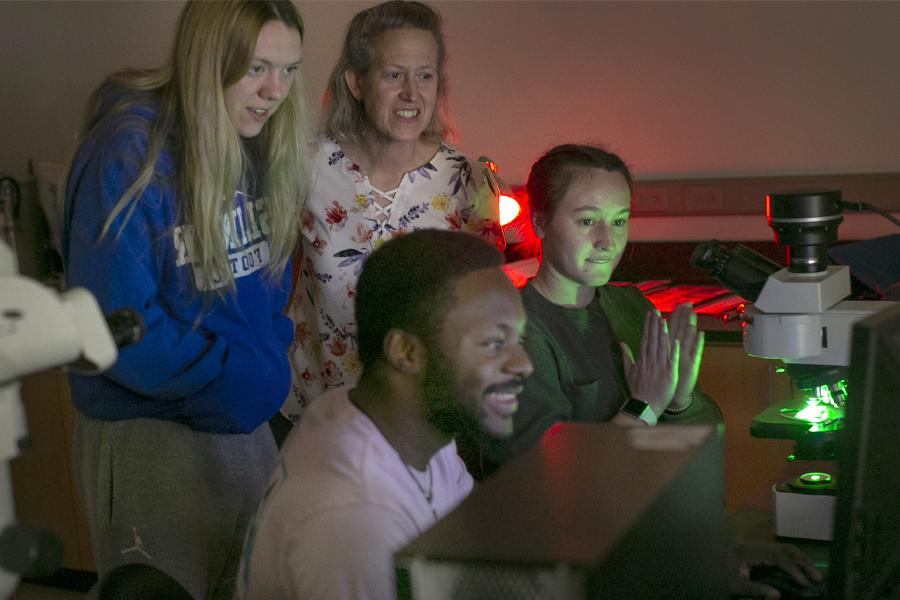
[690,240,781,302]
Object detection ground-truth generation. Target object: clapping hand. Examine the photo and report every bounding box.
[668,303,705,411]
[621,309,679,417]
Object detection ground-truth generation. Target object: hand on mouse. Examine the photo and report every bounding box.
[727,540,823,598]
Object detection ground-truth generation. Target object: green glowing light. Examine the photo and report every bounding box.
[794,402,831,423]
[802,473,829,483]
[779,400,843,425]
[807,379,848,408]
[777,378,848,427]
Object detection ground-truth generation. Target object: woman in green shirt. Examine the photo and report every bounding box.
[465,144,719,478]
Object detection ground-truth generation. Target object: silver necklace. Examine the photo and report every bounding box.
[347,393,440,522]
[403,462,438,521]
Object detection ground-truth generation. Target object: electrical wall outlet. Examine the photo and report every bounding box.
[684,186,723,212]
[632,186,669,214]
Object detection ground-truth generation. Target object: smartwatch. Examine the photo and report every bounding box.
[621,398,657,427]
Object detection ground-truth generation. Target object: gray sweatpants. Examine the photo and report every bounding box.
[74,413,277,600]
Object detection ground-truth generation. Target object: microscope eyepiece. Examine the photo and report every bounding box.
[690,240,781,302]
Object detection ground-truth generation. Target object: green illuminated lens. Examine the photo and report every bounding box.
[808,380,848,408]
[794,403,830,423]
[800,472,832,485]
[780,400,843,425]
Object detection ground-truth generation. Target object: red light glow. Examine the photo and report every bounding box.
[499,194,521,226]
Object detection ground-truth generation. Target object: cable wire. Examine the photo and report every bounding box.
[840,200,900,228]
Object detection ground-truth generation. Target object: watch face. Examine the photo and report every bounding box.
[624,398,650,416]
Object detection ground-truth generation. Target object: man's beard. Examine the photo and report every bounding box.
[422,349,482,440]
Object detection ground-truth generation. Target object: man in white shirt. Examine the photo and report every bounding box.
[235,230,532,600]
[235,230,822,600]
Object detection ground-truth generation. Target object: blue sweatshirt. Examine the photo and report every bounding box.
[62,89,293,434]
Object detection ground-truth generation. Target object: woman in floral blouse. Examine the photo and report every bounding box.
[278,0,500,429]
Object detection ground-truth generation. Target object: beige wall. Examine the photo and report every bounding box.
[3,1,900,184]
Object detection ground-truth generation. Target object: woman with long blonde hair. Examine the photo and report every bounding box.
[61,2,311,597]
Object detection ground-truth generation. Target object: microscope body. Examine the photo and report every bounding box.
[744,265,888,368]
[0,240,123,596]
[692,189,897,541]
[742,266,894,540]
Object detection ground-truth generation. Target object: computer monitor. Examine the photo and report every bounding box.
[828,302,900,599]
[397,423,726,600]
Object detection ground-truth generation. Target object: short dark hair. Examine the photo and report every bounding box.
[526,144,634,221]
[355,230,503,369]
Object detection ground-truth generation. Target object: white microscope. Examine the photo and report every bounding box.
[692,190,896,541]
[0,239,141,597]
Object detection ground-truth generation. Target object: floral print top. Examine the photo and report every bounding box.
[282,136,501,421]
